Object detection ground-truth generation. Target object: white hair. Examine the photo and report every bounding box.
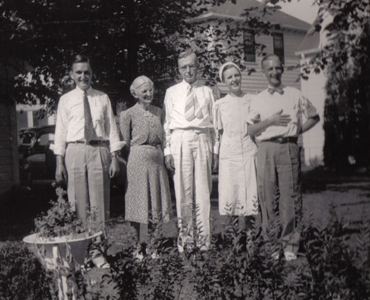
[130,76,153,95]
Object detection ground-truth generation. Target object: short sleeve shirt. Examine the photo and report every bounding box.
[248,86,318,141]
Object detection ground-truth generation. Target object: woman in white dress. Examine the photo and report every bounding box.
[214,62,258,227]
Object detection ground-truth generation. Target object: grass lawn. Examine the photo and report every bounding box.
[1,166,370,299]
[1,166,370,246]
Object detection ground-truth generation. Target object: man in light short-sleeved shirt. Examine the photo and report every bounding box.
[247,54,320,261]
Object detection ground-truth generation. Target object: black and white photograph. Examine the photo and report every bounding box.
[1,0,369,299]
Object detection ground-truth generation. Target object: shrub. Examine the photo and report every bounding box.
[100,206,370,300]
[4,200,370,299]
[34,185,102,240]
[301,205,368,300]
[0,242,54,300]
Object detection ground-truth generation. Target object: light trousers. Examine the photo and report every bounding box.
[257,141,302,254]
[170,129,212,250]
[65,143,111,226]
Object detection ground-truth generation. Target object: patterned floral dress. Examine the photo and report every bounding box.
[119,103,171,225]
[214,93,258,216]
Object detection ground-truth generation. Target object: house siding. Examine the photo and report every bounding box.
[217,30,304,94]
[299,54,326,165]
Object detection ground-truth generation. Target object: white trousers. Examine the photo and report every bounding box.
[65,143,111,226]
[170,129,212,250]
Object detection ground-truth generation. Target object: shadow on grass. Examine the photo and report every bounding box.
[302,166,370,194]
[2,165,370,243]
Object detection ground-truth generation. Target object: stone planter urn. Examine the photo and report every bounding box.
[23,231,103,300]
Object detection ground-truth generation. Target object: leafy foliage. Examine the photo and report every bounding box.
[301,0,370,171]
[0,242,54,300]
[100,208,370,300]
[0,0,222,109]
[302,205,365,299]
[2,205,370,299]
[34,185,101,239]
[0,0,275,112]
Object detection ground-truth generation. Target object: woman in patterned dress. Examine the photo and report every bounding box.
[214,62,258,228]
[120,76,171,256]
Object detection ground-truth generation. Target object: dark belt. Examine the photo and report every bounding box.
[133,143,161,147]
[67,140,109,146]
[262,137,298,144]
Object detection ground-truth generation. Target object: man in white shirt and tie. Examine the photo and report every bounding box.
[163,51,218,252]
[54,54,123,229]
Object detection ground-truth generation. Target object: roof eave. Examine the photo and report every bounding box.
[186,12,309,32]
[295,48,321,56]
[186,12,244,23]
[280,24,309,33]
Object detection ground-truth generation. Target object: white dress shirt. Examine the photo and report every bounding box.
[247,86,318,141]
[163,80,217,156]
[54,86,124,156]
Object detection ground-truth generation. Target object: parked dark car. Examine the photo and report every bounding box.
[18,125,55,160]
[18,125,56,181]
[18,124,127,190]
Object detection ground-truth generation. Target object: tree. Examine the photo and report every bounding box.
[0,0,227,113]
[305,0,370,170]
[1,0,277,115]
[177,0,274,87]
[261,0,370,170]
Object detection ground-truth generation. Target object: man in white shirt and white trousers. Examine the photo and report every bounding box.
[164,51,218,252]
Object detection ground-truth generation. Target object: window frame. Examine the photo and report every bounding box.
[272,32,285,64]
[243,29,256,62]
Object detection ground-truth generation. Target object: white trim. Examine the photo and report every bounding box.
[186,12,309,32]
[295,48,320,56]
[27,111,34,127]
[16,104,46,112]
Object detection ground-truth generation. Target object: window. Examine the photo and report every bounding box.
[243,30,255,62]
[273,33,284,64]
[21,132,35,145]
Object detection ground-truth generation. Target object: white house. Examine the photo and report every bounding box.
[295,29,326,166]
[187,0,321,165]
[187,0,311,92]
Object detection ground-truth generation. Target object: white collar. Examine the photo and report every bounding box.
[75,86,92,94]
[182,80,199,88]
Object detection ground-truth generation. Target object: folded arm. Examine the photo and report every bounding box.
[247,109,292,137]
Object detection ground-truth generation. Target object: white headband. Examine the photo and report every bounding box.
[218,62,241,83]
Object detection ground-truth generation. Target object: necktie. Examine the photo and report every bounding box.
[184,85,203,122]
[268,87,284,95]
[83,91,96,143]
